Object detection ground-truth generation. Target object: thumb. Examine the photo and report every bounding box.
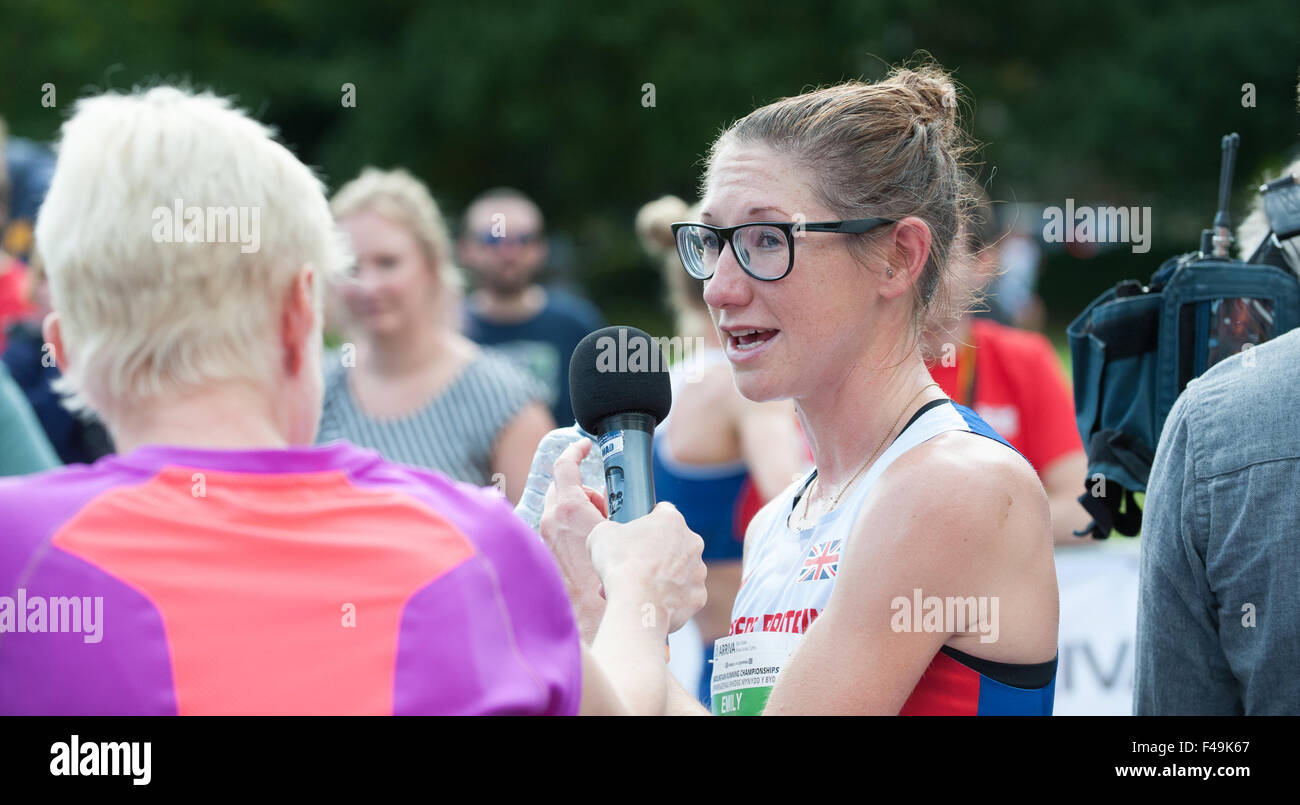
[583,484,609,518]
[551,436,593,499]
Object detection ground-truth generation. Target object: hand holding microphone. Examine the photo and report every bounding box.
[539,326,706,638]
[587,502,706,636]
[541,438,610,641]
[541,437,706,639]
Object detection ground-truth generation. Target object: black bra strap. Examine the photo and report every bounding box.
[899,398,949,436]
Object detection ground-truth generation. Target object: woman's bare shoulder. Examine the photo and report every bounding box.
[862,431,1050,557]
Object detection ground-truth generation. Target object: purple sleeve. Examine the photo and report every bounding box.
[348,462,583,715]
[470,492,584,716]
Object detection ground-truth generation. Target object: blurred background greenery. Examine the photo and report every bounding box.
[3,0,1298,341]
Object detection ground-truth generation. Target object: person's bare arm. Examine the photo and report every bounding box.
[580,612,677,717]
[1041,449,1093,545]
[491,401,556,505]
[583,629,712,716]
[578,644,628,715]
[665,672,712,715]
[584,572,676,717]
[669,496,780,716]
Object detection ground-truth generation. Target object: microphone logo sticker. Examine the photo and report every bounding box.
[599,432,624,460]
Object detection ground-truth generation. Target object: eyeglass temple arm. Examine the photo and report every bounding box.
[802,218,897,234]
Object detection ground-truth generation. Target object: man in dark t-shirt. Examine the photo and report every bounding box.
[459,188,604,426]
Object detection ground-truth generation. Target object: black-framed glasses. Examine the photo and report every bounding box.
[670,218,897,281]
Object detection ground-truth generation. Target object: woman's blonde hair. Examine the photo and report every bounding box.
[636,194,710,337]
[706,59,978,340]
[330,168,464,298]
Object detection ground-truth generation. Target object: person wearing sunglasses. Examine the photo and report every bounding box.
[459,188,605,428]
[544,62,1059,715]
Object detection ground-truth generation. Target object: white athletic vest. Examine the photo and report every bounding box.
[712,399,1024,715]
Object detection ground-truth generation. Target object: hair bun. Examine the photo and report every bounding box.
[636,195,689,258]
[889,64,960,139]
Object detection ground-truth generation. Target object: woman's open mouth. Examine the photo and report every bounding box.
[722,327,780,361]
[730,328,778,350]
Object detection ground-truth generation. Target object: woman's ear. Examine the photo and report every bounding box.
[880,216,933,300]
[40,312,68,372]
[281,265,318,376]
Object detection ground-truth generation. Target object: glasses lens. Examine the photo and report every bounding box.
[677,225,720,279]
[735,225,790,279]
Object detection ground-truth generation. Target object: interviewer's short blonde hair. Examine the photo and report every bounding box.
[35,86,348,419]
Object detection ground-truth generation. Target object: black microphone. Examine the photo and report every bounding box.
[569,326,672,523]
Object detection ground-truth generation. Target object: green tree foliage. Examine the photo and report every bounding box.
[2,0,1298,331]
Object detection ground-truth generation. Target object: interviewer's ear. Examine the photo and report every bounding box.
[281,264,317,376]
[40,312,68,373]
[880,216,933,300]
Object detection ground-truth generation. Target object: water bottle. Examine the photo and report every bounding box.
[513,426,607,532]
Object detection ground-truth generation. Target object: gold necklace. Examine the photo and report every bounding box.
[796,382,942,528]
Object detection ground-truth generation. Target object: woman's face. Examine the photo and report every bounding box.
[336,209,440,338]
[699,143,891,403]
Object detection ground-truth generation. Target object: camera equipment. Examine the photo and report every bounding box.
[1068,134,1300,538]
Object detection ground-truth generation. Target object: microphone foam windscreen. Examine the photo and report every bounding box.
[569,325,673,433]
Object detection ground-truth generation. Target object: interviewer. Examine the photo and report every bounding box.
[0,86,704,716]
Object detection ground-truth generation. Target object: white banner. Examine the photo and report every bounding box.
[1053,539,1140,715]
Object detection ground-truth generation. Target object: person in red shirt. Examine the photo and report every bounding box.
[0,255,33,356]
[0,135,35,355]
[926,186,1092,544]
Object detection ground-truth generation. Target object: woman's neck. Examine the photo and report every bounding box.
[471,285,545,324]
[795,349,942,496]
[354,322,450,378]
[110,381,291,454]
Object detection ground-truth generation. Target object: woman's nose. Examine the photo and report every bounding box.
[701,239,752,310]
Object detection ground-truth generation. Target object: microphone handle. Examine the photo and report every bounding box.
[596,412,657,523]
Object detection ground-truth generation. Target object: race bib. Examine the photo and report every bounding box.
[710,632,801,715]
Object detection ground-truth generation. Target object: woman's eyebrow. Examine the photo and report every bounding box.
[699,206,790,222]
